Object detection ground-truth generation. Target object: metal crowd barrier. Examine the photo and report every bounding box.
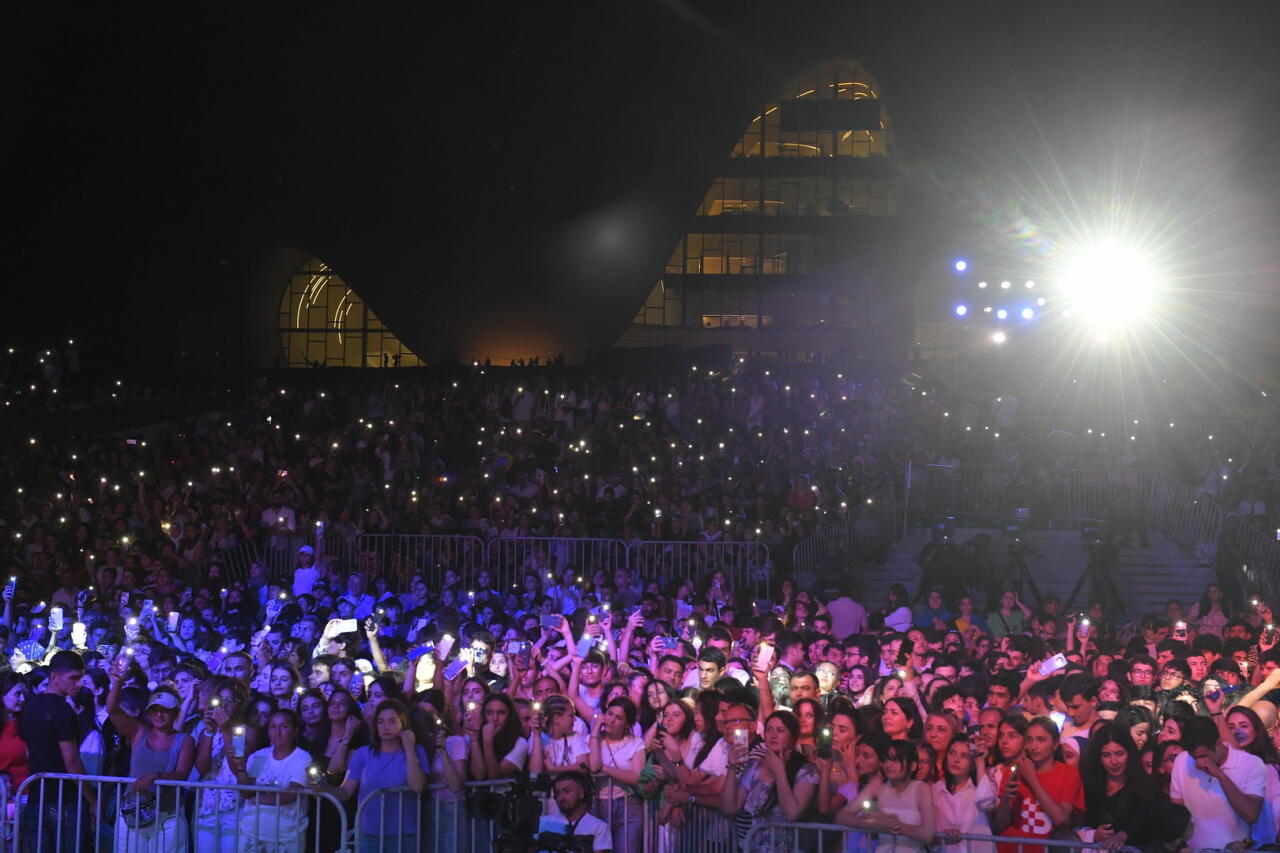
[204,538,261,584]
[745,822,1108,853]
[367,775,652,853]
[325,533,487,587]
[792,482,897,579]
[14,772,348,853]
[487,537,627,591]
[627,540,772,599]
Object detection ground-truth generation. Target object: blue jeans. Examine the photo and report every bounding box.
[20,793,90,853]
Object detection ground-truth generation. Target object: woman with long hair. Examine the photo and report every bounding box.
[793,697,824,755]
[934,734,997,853]
[815,705,862,818]
[1119,705,1156,751]
[589,697,647,853]
[469,692,528,780]
[227,708,313,853]
[924,712,962,778]
[194,677,259,853]
[646,698,695,754]
[837,738,936,853]
[296,688,329,759]
[427,705,469,853]
[721,710,819,853]
[882,696,924,741]
[1186,582,1231,638]
[0,671,30,792]
[325,699,427,853]
[1079,723,1156,851]
[639,677,676,733]
[993,716,1084,853]
[321,686,365,783]
[1149,740,1183,798]
[1223,706,1280,845]
[881,584,913,632]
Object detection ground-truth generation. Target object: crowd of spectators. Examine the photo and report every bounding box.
[0,356,1278,852]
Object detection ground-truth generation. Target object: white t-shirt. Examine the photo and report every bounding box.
[432,735,468,802]
[501,737,530,771]
[538,810,612,851]
[597,735,644,799]
[1170,746,1267,850]
[684,731,729,777]
[545,733,590,769]
[241,746,312,842]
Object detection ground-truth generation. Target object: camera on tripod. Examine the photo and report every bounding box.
[1080,519,1107,559]
[1003,508,1032,554]
[471,771,557,853]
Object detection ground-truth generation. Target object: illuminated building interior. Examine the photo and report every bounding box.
[278,258,423,368]
[619,59,898,352]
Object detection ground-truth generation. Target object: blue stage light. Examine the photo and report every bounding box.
[996,308,1008,320]
[954,304,968,317]
[1021,307,1034,320]
[954,259,968,272]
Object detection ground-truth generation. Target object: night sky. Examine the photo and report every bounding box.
[10,2,1279,370]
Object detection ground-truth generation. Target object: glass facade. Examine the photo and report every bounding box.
[278,258,423,368]
[624,59,898,347]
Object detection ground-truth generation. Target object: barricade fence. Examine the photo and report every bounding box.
[792,481,898,579]
[744,821,1109,853]
[627,540,772,600]
[14,772,348,853]
[904,462,1151,533]
[311,534,773,600]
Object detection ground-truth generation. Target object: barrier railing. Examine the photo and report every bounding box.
[792,482,897,580]
[628,539,772,599]
[744,822,1109,853]
[401,775,652,852]
[204,538,261,584]
[487,537,627,591]
[325,533,487,587]
[14,772,348,853]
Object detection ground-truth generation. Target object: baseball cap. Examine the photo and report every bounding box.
[147,692,180,711]
[298,545,315,555]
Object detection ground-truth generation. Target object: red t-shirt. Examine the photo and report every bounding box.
[0,718,31,791]
[996,762,1084,853]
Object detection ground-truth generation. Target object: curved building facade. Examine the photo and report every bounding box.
[616,58,903,357]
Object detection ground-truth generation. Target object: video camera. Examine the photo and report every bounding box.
[1080,519,1108,559]
[470,772,560,853]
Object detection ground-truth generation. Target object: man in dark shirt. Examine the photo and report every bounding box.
[19,650,94,852]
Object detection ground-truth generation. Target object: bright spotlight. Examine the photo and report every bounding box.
[954,304,968,317]
[1058,241,1159,331]
[954,259,968,272]
[1025,280,1035,288]
[992,331,1007,344]
[996,308,1008,320]
[978,281,988,289]
[1000,281,1011,289]
[1036,297,1047,306]
[1021,307,1035,320]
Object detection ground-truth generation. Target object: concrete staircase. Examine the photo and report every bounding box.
[846,528,1212,625]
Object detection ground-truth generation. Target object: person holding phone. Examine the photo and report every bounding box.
[1079,723,1156,852]
[837,738,936,853]
[106,665,195,853]
[934,734,997,853]
[721,709,819,852]
[588,697,646,852]
[993,716,1084,853]
[227,708,312,853]
[530,695,589,774]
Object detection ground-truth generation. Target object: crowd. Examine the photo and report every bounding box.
[0,361,1278,852]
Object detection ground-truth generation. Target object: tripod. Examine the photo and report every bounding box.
[1000,544,1043,610]
[1065,552,1125,615]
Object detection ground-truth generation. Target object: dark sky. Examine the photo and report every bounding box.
[9,1,1279,369]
